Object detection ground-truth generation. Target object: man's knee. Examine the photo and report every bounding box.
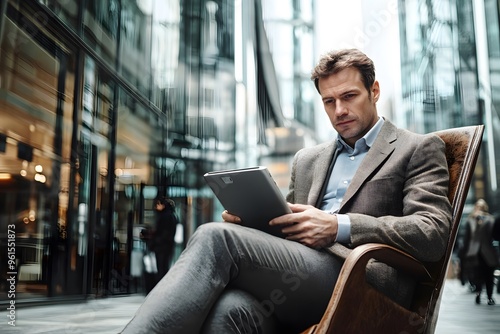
[186,223,244,261]
[190,222,244,246]
[190,222,226,242]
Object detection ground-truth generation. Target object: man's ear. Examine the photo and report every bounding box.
[371,81,380,102]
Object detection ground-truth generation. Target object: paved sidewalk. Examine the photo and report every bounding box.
[1,279,499,333]
[435,279,499,334]
[1,294,145,334]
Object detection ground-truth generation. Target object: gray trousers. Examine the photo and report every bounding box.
[120,222,342,333]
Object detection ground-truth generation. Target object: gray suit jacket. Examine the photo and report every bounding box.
[286,120,452,264]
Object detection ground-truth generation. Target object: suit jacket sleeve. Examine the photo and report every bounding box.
[346,133,451,262]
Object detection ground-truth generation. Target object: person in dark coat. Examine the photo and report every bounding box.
[462,199,499,305]
[141,197,178,293]
[151,197,178,280]
[493,215,500,294]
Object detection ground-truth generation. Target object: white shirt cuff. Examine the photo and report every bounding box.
[334,214,351,243]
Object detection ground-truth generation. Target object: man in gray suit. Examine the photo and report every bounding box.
[121,49,451,334]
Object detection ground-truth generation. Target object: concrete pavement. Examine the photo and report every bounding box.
[435,279,499,334]
[2,294,144,334]
[1,278,499,333]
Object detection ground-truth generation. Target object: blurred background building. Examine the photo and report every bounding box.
[0,0,498,304]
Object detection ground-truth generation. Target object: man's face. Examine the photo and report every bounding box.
[318,67,380,147]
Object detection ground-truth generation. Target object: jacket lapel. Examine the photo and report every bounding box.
[308,141,337,206]
[340,121,397,210]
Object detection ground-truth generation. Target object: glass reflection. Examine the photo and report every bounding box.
[0,6,75,299]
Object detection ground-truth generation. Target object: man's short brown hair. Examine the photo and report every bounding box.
[311,49,376,94]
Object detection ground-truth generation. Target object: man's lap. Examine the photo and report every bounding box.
[198,222,342,331]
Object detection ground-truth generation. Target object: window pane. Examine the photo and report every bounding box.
[83,0,120,67]
[0,13,76,298]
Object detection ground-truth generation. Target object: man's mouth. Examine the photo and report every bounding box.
[336,119,354,127]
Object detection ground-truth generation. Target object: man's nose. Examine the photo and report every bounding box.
[335,101,348,115]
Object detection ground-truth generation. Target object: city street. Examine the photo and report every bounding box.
[2,294,143,334]
[1,278,499,333]
[434,279,499,334]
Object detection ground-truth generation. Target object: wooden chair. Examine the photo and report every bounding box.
[301,125,485,334]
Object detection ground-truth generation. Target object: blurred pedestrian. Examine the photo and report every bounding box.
[494,215,500,294]
[151,197,178,280]
[462,199,499,305]
[140,197,178,293]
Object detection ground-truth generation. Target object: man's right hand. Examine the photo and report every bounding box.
[270,203,338,248]
[222,210,241,224]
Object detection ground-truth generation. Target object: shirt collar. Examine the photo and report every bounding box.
[336,116,384,151]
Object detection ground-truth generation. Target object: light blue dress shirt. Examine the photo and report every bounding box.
[320,117,384,243]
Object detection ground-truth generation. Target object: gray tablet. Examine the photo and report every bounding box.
[204,166,291,237]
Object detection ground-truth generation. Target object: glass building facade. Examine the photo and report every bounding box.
[398,0,500,211]
[0,0,309,302]
[261,1,316,131]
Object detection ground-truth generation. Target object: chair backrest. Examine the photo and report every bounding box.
[422,124,484,333]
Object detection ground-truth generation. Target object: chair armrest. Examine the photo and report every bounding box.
[344,243,432,279]
[301,243,433,334]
